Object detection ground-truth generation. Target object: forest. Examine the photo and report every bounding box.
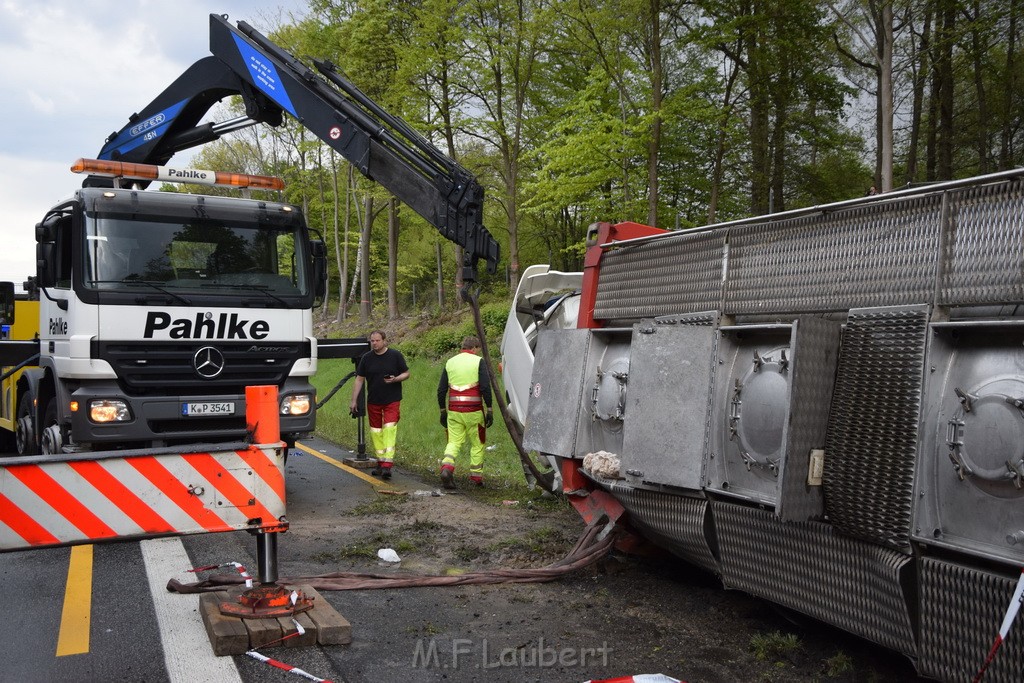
[186,0,1023,322]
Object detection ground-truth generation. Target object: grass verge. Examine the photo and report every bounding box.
[313,355,539,498]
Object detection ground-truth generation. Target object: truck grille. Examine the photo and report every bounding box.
[95,341,310,396]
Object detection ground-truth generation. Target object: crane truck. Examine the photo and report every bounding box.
[0,13,498,457]
[503,171,1024,682]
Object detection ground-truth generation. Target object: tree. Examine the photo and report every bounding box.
[831,0,895,191]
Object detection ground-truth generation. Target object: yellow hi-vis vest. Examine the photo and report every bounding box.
[445,351,483,412]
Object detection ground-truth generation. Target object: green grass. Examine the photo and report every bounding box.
[313,355,532,494]
[749,630,802,663]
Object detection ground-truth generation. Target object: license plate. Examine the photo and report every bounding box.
[182,401,235,416]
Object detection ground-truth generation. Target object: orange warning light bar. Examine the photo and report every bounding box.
[70,158,286,191]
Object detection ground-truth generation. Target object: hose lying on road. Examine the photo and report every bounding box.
[167,519,617,594]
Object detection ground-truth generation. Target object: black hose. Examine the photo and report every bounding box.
[460,285,554,490]
[0,353,40,383]
[316,371,357,410]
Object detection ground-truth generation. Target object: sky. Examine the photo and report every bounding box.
[0,0,308,284]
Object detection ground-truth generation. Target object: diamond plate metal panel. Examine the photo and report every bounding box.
[592,229,726,323]
[522,329,590,457]
[919,557,1024,683]
[725,197,942,314]
[780,316,842,522]
[941,178,1024,305]
[607,481,719,575]
[713,500,916,656]
[824,305,929,550]
[619,317,717,490]
[915,321,1024,567]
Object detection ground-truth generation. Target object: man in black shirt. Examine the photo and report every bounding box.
[349,330,410,479]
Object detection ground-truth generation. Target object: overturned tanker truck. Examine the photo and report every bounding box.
[502,169,1024,682]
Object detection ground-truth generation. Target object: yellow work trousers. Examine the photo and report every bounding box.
[441,409,485,478]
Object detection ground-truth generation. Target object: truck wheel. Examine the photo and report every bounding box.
[40,399,63,455]
[15,395,39,455]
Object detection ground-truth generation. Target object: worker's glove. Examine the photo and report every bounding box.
[484,409,493,428]
[439,409,447,427]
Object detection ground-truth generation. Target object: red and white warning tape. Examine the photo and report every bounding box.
[244,619,335,683]
[586,676,681,683]
[973,567,1024,682]
[246,649,334,683]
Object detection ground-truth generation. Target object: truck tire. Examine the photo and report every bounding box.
[15,394,39,455]
[40,399,63,455]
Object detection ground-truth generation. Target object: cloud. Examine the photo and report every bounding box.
[0,0,305,279]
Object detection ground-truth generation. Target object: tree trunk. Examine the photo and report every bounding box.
[709,56,740,225]
[936,0,956,180]
[1001,0,1018,169]
[879,0,894,191]
[969,0,990,174]
[330,155,344,323]
[387,197,399,320]
[359,194,373,322]
[746,11,771,215]
[906,1,932,184]
[436,240,445,309]
[646,0,662,226]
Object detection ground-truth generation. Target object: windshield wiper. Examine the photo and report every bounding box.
[89,278,192,305]
[204,283,290,306]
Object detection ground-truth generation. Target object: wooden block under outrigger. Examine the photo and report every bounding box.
[199,584,352,656]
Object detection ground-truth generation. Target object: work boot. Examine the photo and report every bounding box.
[469,475,484,487]
[370,465,382,477]
[381,464,393,481]
[440,464,456,489]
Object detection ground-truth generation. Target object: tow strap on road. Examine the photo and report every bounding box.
[167,518,617,594]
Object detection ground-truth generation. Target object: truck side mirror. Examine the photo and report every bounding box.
[35,217,58,287]
[311,239,328,302]
[0,281,14,327]
[36,242,56,287]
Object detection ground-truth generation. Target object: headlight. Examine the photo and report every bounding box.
[89,399,132,423]
[280,394,312,416]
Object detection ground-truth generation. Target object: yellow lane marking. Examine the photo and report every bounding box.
[56,544,93,656]
[294,442,386,487]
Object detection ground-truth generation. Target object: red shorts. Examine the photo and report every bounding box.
[367,401,401,428]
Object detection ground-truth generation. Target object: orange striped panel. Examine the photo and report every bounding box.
[184,453,278,525]
[128,456,231,533]
[6,464,119,540]
[67,460,175,535]
[233,446,286,502]
[0,490,61,546]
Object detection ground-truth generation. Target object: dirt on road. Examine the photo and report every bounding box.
[270,456,927,683]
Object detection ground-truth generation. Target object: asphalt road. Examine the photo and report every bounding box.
[0,436,374,683]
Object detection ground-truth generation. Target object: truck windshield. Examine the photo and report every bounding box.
[83,213,308,298]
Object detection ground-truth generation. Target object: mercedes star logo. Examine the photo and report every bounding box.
[193,346,225,379]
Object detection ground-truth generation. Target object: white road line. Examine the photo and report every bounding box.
[140,537,243,683]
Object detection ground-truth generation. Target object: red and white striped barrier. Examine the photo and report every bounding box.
[0,444,285,551]
[0,385,287,552]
